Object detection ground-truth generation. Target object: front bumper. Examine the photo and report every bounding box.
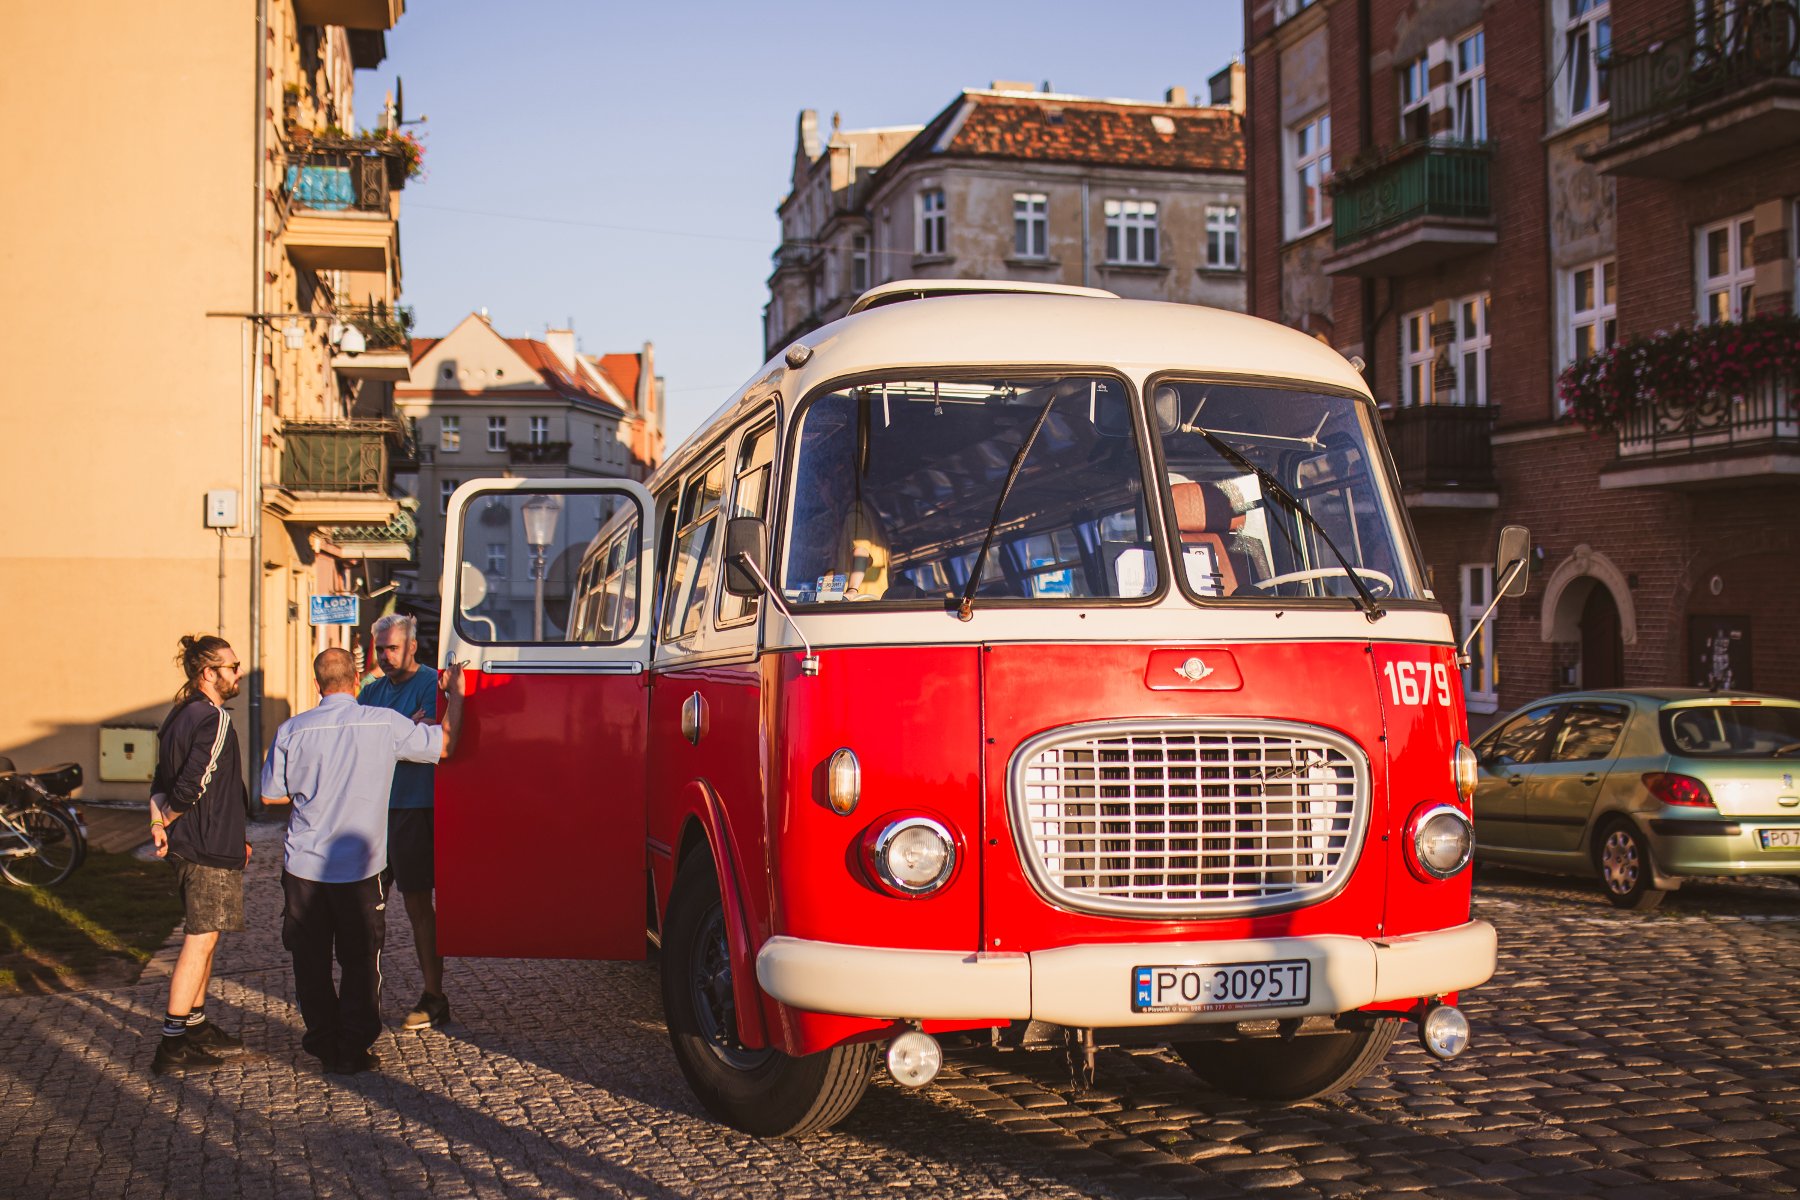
[756,920,1496,1028]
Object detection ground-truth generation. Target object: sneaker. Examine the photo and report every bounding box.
[152,1034,225,1077]
[402,991,450,1031]
[184,1020,245,1057]
[324,1048,380,1075]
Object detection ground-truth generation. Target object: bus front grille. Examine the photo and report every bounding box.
[1008,720,1369,918]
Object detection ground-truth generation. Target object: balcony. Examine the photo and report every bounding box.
[1381,404,1499,509]
[291,0,404,30]
[1602,377,1800,489]
[1323,143,1496,277]
[282,142,406,277]
[1591,1,1800,179]
[266,420,405,526]
[508,441,571,466]
[331,302,414,382]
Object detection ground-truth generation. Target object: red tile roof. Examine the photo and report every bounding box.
[598,353,642,404]
[905,91,1243,174]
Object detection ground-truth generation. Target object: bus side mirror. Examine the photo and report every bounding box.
[1495,525,1530,598]
[724,517,768,598]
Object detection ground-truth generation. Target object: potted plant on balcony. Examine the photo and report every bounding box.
[1559,313,1800,431]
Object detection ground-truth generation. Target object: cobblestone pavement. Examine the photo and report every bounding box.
[5,833,1800,1199]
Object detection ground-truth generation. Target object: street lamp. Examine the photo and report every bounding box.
[521,495,562,641]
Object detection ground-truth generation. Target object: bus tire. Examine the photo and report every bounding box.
[660,853,874,1137]
[1172,1018,1401,1103]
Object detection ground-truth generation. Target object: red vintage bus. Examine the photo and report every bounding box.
[436,281,1511,1137]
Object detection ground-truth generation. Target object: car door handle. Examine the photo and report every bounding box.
[1507,775,1523,787]
[1581,773,1600,785]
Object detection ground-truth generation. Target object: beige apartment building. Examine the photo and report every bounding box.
[393,313,665,648]
[766,69,1248,356]
[0,0,416,798]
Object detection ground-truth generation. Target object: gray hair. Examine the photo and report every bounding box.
[371,613,417,642]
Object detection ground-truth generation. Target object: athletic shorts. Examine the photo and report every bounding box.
[174,859,246,934]
[386,808,435,895]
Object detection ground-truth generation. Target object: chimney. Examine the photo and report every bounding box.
[638,341,655,416]
[989,80,1034,93]
[1165,86,1188,107]
[1208,61,1246,114]
[545,328,576,372]
[798,108,821,160]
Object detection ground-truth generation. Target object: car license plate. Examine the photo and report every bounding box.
[1131,959,1310,1014]
[1758,829,1800,850]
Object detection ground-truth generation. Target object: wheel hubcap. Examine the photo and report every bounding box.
[1601,829,1639,894]
[688,902,773,1071]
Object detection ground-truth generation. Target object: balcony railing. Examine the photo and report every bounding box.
[1608,0,1800,130]
[508,441,571,465]
[280,421,402,492]
[1618,377,1799,459]
[339,302,414,351]
[1331,143,1492,248]
[1382,403,1496,491]
[283,137,412,214]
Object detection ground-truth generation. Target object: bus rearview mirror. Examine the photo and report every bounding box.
[724,517,768,598]
[1495,525,1530,598]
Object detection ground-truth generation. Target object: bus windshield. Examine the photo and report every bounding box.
[1147,380,1423,603]
[782,375,1158,605]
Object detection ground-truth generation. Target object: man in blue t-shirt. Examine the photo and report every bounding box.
[358,613,449,1033]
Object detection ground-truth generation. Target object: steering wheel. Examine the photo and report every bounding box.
[1252,566,1395,598]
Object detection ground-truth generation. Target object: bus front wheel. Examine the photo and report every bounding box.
[660,853,874,1137]
[1172,1018,1401,1102]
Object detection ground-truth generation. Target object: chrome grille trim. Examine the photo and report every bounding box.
[1007,719,1370,918]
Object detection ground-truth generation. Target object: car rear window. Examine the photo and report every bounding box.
[1661,704,1800,758]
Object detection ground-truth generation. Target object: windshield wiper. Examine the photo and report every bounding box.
[1773,742,1800,758]
[957,383,1071,621]
[1187,424,1386,622]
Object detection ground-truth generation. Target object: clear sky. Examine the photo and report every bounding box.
[357,0,1245,444]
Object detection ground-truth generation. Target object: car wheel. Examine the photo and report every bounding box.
[1173,1019,1401,1103]
[1595,819,1665,910]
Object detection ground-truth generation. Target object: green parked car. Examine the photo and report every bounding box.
[1472,689,1800,909]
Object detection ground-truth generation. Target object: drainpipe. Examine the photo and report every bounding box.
[249,0,269,790]
[1357,0,1377,377]
[1080,181,1091,287]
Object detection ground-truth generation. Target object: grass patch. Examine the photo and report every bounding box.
[0,851,184,995]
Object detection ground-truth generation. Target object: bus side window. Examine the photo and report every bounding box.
[719,419,777,626]
[660,456,727,646]
[649,486,680,643]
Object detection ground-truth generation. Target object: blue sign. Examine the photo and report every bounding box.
[309,594,360,626]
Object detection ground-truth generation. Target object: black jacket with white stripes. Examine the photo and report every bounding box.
[153,695,248,871]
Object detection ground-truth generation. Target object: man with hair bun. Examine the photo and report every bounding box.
[261,646,464,1075]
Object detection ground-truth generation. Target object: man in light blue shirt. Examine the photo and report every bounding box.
[261,647,463,1075]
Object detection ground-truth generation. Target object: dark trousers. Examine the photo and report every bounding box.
[281,870,386,1059]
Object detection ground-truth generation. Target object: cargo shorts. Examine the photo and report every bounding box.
[174,858,246,934]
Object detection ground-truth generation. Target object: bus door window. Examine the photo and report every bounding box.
[719,419,778,626]
[660,456,728,647]
[454,490,637,644]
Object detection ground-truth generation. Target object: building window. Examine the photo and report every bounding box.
[1455,293,1491,407]
[1204,205,1241,270]
[1563,258,1617,374]
[1454,28,1486,141]
[1399,309,1434,407]
[917,189,946,256]
[487,416,506,451]
[486,542,507,577]
[439,416,460,452]
[1104,199,1159,265]
[440,479,460,515]
[530,416,550,445]
[1289,112,1332,237]
[1562,0,1611,122]
[1399,55,1430,142]
[1013,193,1048,259]
[852,234,869,292]
[1697,213,1755,323]
[1460,563,1498,713]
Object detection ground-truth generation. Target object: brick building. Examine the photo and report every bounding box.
[767,72,1249,356]
[1243,0,1800,723]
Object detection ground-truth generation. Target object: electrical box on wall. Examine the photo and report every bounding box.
[99,725,158,782]
[204,489,239,528]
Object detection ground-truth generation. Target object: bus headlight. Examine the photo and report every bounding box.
[1453,742,1478,803]
[864,816,957,897]
[1405,803,1473,882]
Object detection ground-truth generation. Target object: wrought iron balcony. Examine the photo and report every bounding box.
[1324,143,1495,277]
[508,441,571,465]
[339,302,413,350]
[1615,376,1799,466]
[1381,403,1497,505]
[1595,0,1800,178]
[280,421,404,492]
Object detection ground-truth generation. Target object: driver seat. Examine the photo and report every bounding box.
[1171,482,1240,596]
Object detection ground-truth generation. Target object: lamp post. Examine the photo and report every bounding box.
[521,495,562,641]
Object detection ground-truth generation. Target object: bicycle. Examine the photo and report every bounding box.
[0,760,88,888]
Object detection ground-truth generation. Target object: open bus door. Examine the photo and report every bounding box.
[436,478,655,960]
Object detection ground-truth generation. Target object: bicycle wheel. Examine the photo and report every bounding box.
[1,803,84,887]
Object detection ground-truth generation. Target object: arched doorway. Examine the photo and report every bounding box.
[1579,584,1624,689]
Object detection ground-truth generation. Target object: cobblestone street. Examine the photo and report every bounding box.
[6,828,1800,1199]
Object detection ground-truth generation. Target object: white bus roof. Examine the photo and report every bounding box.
[849,278,1120,313]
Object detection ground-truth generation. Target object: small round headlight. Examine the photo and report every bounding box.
[867,816,957,896]
[1407,803,1473,881]
[1453,741,1479,803]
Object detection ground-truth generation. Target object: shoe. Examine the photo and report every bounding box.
[184,1020,245,1056]
[152,1034,225,1076]
[402,991,450,1031]
[324,1048,381,1075]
